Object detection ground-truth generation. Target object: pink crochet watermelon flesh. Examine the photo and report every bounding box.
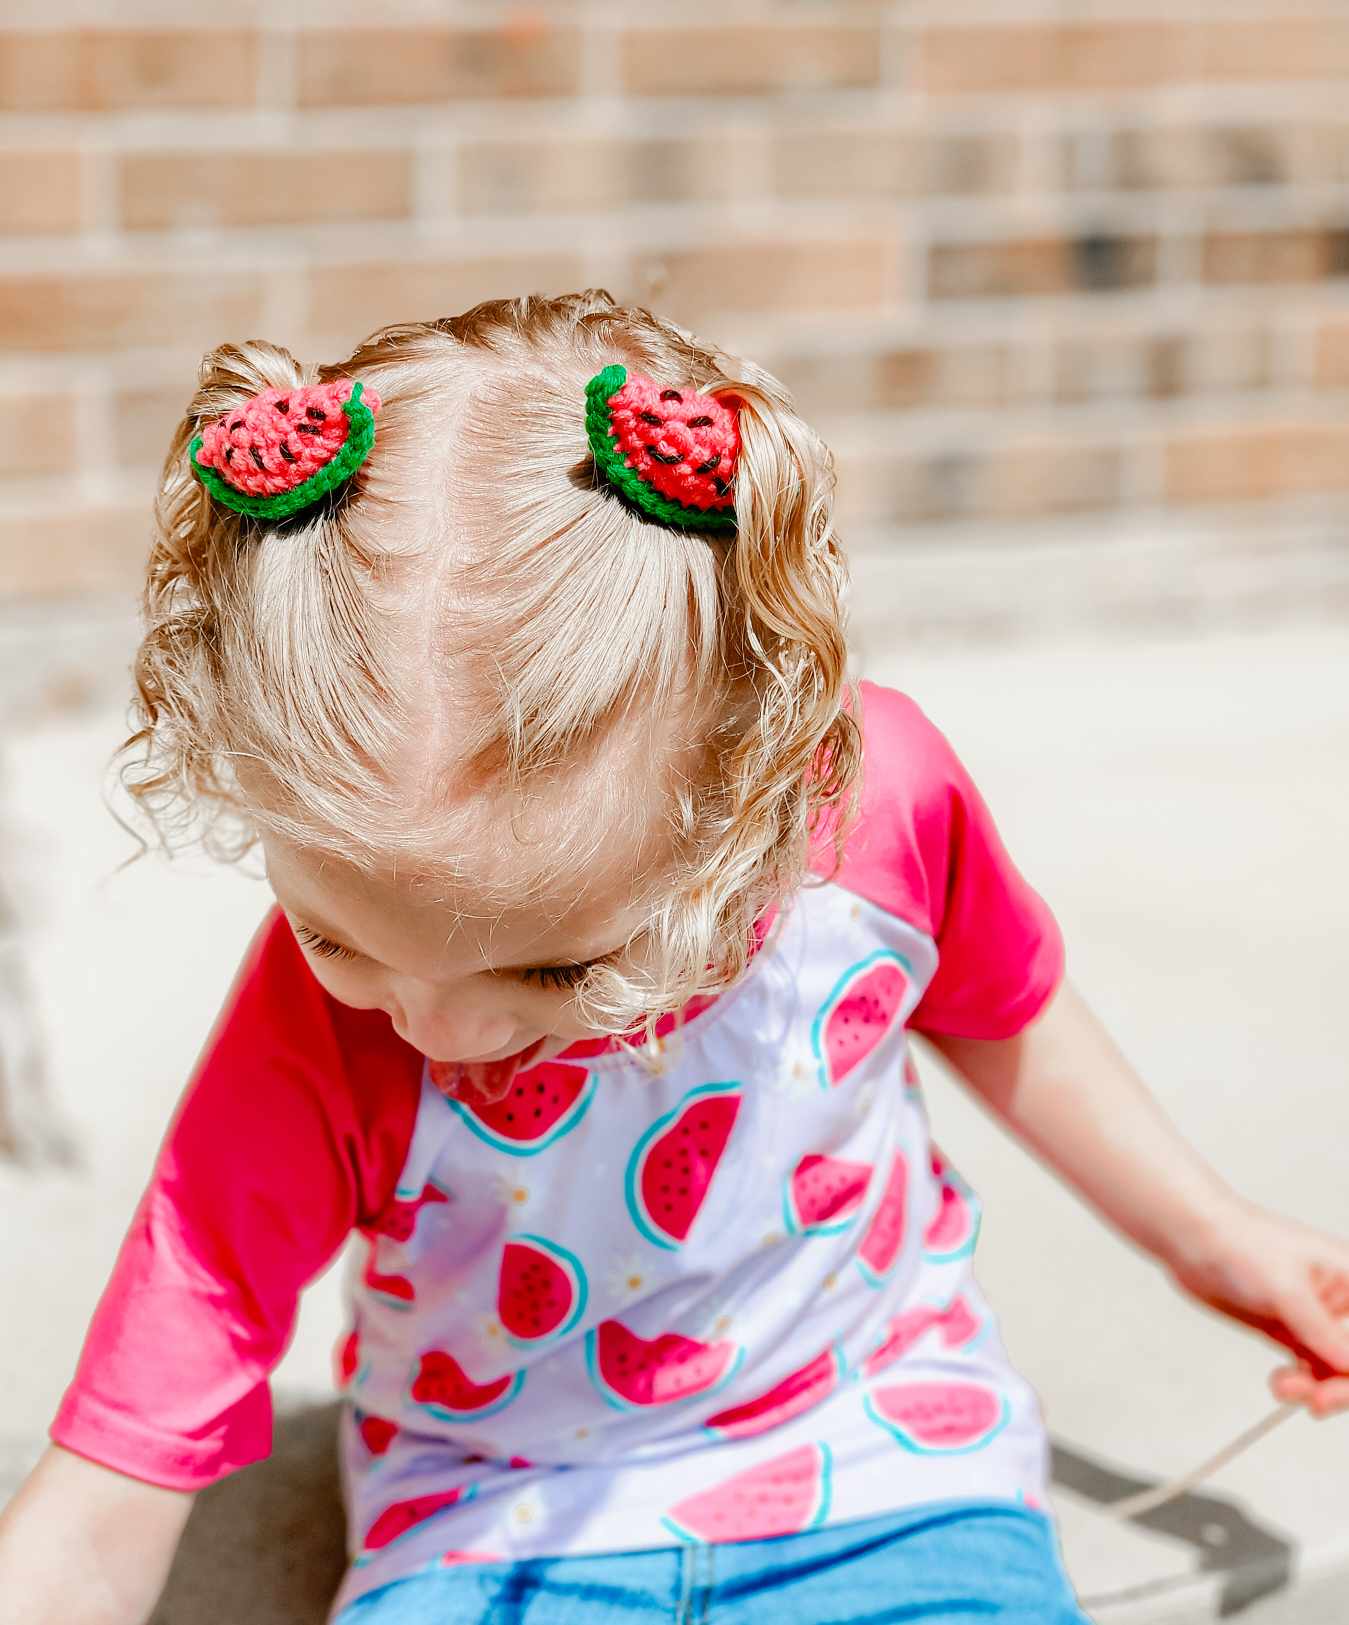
[444,1061,596,1156]
[812,950,910,1089]
[705,1343,845,1439]
[191,378,380,520]
[409,1351,524,1423]
[497,1234,588,1346]
[586,1319,743,1411]
[359,1485,476,1559]
[662,1443,833,1544]
[856,1150,908,1287]
[783,1153,873,1236]
[625,1081,741,1250]
[585,364,739,532]
[864,1380,1010,1455]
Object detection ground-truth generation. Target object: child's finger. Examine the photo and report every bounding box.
[1307,1378,1349,1417]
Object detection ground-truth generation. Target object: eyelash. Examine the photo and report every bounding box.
[291,923,596,991]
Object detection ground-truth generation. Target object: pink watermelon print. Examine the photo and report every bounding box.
[409,1351,524,1423]
[441,1550,505,1566]
[923,1152,980,1262]
[862,1293,983,1378]
[363,1255,416,1311]
[585,364,740,532]
[903,1052,922,1094]
[782,1154,873,1237]
[497,1235,588,1346]
[705,1343,845,1439]
[359,1484,476,1558]
[443,1061,595,1156]
[586,1319,743,1411]
[356,1412,399,1457]
[856,1150,908,1287]
[811,949,910,1089]
[864,1379,1010,1455]
[371,1181,450,1244]
[662,1443,833,1544]
[336,1327,364,1388]
[191,378,380,520]
[624,1080,741,1250]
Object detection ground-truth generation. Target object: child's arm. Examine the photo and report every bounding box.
[923,974,1349,1410]
[0,1445,193,1625]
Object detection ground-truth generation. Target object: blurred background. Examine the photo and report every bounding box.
[2,6,1348,1621]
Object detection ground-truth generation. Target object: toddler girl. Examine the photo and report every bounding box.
[2,290,1347,1625]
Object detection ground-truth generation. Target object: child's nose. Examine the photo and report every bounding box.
[382,976,518,1063]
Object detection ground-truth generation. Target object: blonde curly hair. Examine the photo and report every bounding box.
[117,290,862,1040]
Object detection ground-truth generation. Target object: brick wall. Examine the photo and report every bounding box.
[3,5,1349,616]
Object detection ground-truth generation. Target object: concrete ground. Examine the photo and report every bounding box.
[1,616,1346,1620]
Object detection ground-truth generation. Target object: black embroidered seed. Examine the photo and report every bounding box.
[250,446,266,470]
[224,447,234,464]
[296,422,321,435]
[638,411,664,426]
[278,442,297,463]
[306,406,326,421]
[713,476,733,497]
[648,447,682,465]
[230,419,243,431]
[660,389,682,401]
[275,399,289,414]
[694,456,720,475]
[688,415,713,428]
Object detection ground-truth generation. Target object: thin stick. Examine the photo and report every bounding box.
[1106,1403,1298,1521]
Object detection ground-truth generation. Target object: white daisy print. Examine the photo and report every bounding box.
[605,1252,652,1302]
[491,1173,532,1211]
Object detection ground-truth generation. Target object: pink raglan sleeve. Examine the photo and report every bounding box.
[828,681,1066,1041]
[48,908,422,1492]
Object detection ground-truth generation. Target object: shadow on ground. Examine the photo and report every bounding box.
[149,1402,346,1625]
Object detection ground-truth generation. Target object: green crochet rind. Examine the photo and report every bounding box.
[189,381,377,520]
[585,364,738,534]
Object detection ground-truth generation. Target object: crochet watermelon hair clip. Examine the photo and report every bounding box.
[189,378,381,520]
[585,364,740,533]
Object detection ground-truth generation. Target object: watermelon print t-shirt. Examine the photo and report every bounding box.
[50,682,1066,1619]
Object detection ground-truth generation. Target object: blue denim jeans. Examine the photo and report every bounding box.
[334,1499,1093,1623]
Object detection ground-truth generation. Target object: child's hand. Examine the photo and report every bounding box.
[1168,1196,1349,1418]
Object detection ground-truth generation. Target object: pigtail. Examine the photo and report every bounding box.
[117,341,311,863]
[723,379,861,863]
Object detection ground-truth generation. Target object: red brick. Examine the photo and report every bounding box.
[773,128,1017,199]
[0,30,259,112]
[630,239,892,326]
[929,235,1157,299]
[779,343,1010,416]
[0,394,80,475]
[1202,229,1349,285]
[307,256,589,348]
[918,21,1349,96]
[455,133,748,215]
[0,505,151,597]
[112,387,192,467]
[917,23,1199,96]
[837,439,1123,523]
[621,22,882,96]
[120,150,414,231]
[0,270,266,352]
[297,24,582,106]
[1165,422,1349,503]
[0,152,81,234]
[1314,318,1349,388]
